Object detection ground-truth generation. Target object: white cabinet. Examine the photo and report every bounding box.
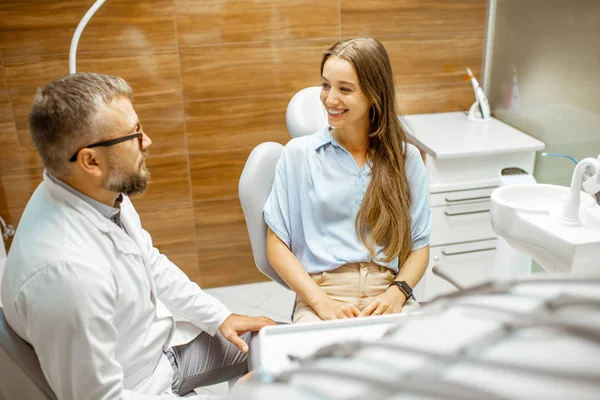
[403,112,545,301]
[423,239,497,300]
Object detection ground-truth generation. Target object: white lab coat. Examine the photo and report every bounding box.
[0,172,231,399]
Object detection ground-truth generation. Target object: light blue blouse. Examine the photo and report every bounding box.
[263,126,432,274]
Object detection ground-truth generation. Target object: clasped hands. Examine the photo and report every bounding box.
[313,285,407,320]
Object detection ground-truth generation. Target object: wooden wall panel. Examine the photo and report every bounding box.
[135,203,199,279]
[78,50,182,105]
[176,0,340,45]
[341,0,487,37]
[0,2,91,57]
[0,0,176,57]
[132,154,192,211]
[185,95,290,153]
[189,150,249,202]
[0,63,22,175]
[397,83,476,115]
[381,36,484,85]
[135,102,187,157]
[179,40,327,100]
[0,0,487,288]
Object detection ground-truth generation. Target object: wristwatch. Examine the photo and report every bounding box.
[389,280,413,300]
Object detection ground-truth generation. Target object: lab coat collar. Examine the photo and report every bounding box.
[42,171,141,256]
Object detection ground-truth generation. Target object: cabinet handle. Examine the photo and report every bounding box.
[444,209,489,217]
[444,195,490,203]
[442,246,496,256]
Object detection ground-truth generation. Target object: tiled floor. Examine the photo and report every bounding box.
[194,281,296,396]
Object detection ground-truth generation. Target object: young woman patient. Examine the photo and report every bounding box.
[264,37,432,323]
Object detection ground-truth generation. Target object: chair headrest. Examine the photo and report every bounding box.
[285,86,328,139]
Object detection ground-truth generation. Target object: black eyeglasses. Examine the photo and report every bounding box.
[69,132,144,162]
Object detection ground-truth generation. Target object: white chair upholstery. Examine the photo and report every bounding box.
[240,86,327,289]
[239,142,287,288]
[285,86,327,138]
[238,86,327,288]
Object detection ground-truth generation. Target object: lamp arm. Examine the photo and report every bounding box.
[69,0,107,74]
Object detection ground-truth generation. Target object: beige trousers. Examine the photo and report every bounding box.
[293,262,420,323]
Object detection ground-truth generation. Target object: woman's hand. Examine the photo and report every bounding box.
[359,287,407,317]
[313,297,360,320]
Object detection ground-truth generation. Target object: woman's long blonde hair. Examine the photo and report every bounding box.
[321,37,413,264]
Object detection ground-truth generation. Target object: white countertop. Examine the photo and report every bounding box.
[402,112,545,159]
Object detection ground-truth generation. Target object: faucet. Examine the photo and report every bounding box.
[561,158,600,222]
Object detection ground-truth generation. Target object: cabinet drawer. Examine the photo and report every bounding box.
[423,239,497,301]
[429,187,496,207]
[429,202,496,246]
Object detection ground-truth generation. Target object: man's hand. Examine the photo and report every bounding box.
[219,314,276,353]
[359,286,407,317]
[313,297,360,320]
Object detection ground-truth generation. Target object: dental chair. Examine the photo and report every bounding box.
[239,86,326,288]
[285,86,327,139]
[0,307,56,400]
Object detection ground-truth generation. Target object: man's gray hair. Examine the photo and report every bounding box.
[29,72,133,176]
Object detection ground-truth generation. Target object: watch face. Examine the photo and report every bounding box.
[399,281,413,296]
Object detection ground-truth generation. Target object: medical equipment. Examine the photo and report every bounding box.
[237,118,600,398]
[542,152,600,203]
[69,0,106,74]
[493,167,536,280]
[250,314,411,376]
[491,156,600,274]
[239,85,326,290]
[239,141,287,288]
[465,67,491,122]
[233,277,600,399]
[285,86,328,139]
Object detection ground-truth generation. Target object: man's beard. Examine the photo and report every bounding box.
[104,152,151,196]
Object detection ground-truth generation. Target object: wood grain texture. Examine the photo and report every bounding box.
[341,0,487,37]
[135,202,199,278]
[381,36,484,86]
[194,198,249,250]
[176,0,339,45]
[189,150,250,202]
[185,95,291,154]
[196,242,267,288]
[0,0,176,57]
[0,172,41,215]
[397,83,477,115]
[179,40,329,100]
[0,0,487,287]
[132,154,192,212]
[136,102,187,157]
[0,103,23,175]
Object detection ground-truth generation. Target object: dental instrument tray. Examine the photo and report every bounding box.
[237,278,600,400]
[251,313,413,375]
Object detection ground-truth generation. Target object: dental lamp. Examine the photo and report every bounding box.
[69,0,106,74]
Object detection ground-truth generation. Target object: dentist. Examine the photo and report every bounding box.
[0,72,274,399]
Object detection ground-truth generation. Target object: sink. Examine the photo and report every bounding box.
[491,184,600,275]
